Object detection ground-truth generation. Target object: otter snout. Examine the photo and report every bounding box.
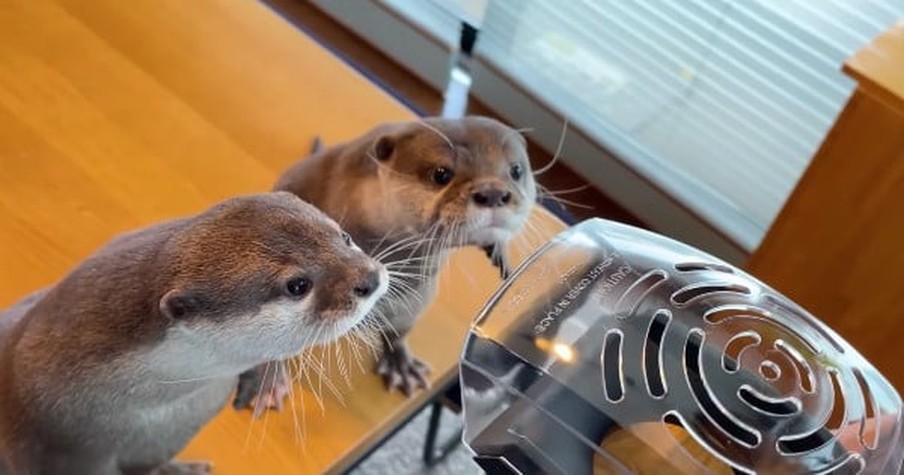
[472,186,512,208]
[353,268,382,298]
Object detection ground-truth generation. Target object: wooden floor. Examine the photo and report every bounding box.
[0,0,565,473]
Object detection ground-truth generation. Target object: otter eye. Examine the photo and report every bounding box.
[285,277,312,299]
[341,231,352,246]
[432,167,454,186]
[510,163,523,180]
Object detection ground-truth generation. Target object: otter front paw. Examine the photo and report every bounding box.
[233,361,291,417]
[151,461,212,475]
[376,350,431,397]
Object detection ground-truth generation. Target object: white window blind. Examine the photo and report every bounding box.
[468,0,902,250]
[374,0,901,250]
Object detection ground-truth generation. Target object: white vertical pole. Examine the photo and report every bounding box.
[435,0,489,119]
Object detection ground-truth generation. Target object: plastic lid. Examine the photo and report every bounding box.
[460,218,903,474]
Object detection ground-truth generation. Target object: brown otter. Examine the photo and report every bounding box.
[0,192,388,474]
[238,116,536,399]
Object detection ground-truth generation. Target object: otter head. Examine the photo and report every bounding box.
[155,192,388,374]
[369,116,536,250]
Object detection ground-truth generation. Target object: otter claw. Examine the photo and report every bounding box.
[250,385,289,417]
[377,352,431,397]
[482,243,510,280]
[233,362,291,418]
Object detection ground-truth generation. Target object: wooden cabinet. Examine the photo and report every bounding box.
[749,22,904,390]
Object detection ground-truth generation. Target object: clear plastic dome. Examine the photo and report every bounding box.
[460,219,903,474]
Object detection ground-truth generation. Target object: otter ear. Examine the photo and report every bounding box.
[372,124,420,162]
[373,136,394,161]
[159,289,202,320]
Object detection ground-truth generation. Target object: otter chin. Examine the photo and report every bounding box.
[255,115,536,398]
[0,192,387,475]
[460,210,529,247]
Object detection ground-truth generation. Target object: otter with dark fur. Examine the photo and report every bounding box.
[246,116,537,397]
[0,192,387,475]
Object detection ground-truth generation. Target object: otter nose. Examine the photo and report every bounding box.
[472,188,512,208]
[353,269,381,298]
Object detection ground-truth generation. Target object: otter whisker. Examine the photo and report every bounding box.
[372,231,433,262]
[386,270,424,280]
[362,323,383,355]
[514,240,533,261]
[343,334,361,373]
[383,288,420,325]
[334,331,352,389]
[340,333,356,384]
[537,184,588,208]
[447,232,469,286]
[347,317,386,374]
[383,256,436,269]
[386,288,419,310]
[287,360,306,449]
[384,251,436,263]
[255,362,275,449]
[519,217,546,252]
[371,229,423,262]
[256,361,272,416]
[543,183,591,196]
[385,251,436,261]
[377,234,438,267]
[388,271,420,290]
[324,329,334,378]
[440,232,458,292]
[357,321,383,355]
[543,194,594,211]
[376,294,407,329]
[242,358,282,452]
[417,120,455,150]
[387,288,424,314]
[453,224,482,287]
[283,337,315,448]
[307,351,331,413]
[307,327,327,413]
[312,349,348,406]
[304,333,354,405]
[426,223,450,278]
[408,225,441,269]
[369,321,389,355]
[298,354,325,415]
[345,329,370,375]
[155,374,231,385]
[369,225,405,260]
[354,315,386,360]
[537,182,594,211]
[414,225,438,286]
[534,119,569,176]
[386,267,428,277]
[275,357,303,448]
[372,288,404,337]
[387,274,420,295]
